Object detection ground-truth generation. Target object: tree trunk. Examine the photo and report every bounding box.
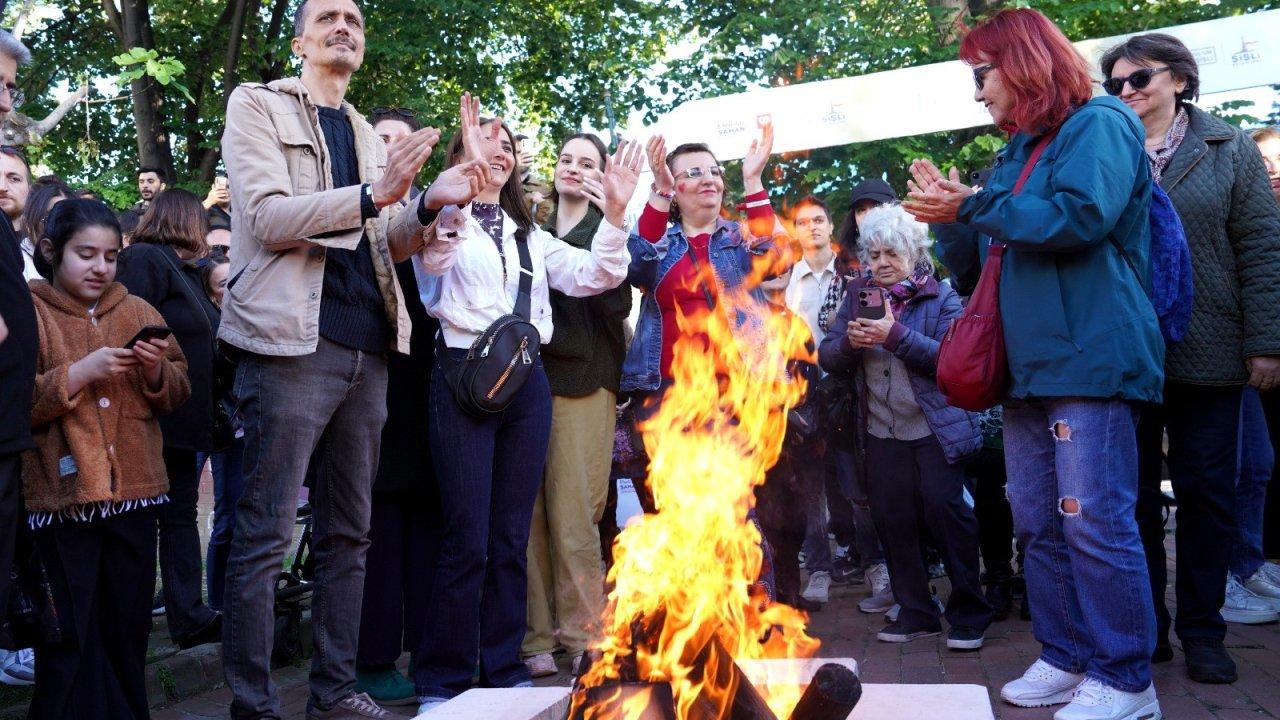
[116,0,176,180]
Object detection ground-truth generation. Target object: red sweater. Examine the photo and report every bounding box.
[641,192,774,379]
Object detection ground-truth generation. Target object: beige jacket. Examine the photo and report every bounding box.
[218,77,427,356]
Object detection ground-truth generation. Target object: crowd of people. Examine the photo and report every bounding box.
[1,3,1280,720]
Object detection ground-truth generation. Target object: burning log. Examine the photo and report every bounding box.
[571,628,780,720]
[785,663,862,720]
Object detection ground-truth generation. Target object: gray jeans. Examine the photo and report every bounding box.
[223,338,388,719]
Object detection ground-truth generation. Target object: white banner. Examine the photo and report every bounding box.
[650,9,1280,161]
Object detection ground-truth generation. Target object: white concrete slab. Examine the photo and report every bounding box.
[409,678,994,720]
[413,687,571,720]
[850,684,994,720]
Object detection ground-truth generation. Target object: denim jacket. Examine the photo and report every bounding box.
[620,218,773,393]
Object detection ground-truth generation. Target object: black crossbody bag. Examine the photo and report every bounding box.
[438,229,541,418]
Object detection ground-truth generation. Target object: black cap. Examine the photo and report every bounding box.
[848,178,897,209]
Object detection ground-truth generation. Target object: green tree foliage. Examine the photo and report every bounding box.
[7,0,675,205]
[5,0,1276,210]
[645,0,1277,215]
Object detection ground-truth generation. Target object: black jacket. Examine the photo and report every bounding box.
[0,214,36,455]
[116,242,220,452]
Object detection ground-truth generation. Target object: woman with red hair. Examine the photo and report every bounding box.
[906,9,1165,720]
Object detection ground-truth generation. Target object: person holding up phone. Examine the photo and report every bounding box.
[26,199,191,719]
[818,204,990,650]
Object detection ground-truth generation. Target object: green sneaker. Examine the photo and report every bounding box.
[354,667,416,706]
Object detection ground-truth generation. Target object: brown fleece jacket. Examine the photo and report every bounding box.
[24,280,191,513]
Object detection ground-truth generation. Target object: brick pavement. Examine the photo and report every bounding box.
[151,553,1280,720]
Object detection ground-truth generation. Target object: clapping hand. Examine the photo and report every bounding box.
[646,134,675,199]
[371,128,441,209]
[601,139,644,228]
[903,158,974,225]
[741,121,774,194]
[421,159,493,211]
[459,92,502,165]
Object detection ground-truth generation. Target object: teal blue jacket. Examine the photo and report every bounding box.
[935,96,1165,403]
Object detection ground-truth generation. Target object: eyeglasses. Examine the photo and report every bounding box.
[371,106,415,119]
[972,64,995,91]
[675,166,724,180]
[1103,67,1171,96]
[1,85,23,108]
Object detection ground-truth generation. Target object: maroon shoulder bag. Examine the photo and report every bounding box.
[935,130,1057,411]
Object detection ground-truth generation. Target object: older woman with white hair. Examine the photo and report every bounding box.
[819,204,990,650]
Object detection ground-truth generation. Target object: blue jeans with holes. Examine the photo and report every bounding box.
[1004,397,1154,693]
[1232,388,1274,581]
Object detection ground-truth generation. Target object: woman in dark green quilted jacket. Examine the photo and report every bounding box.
[1101,32,1280,686]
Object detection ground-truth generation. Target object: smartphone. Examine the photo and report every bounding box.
[214,175,229,190]
[856,287,886,321]
[124,325,173,350]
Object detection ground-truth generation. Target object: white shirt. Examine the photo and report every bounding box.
[19,237,40,282]
[784,253,837,342]
[416,204,630,349]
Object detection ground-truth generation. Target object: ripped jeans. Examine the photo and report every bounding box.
[1004,397,1155,693]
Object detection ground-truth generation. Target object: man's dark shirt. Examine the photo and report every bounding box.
[315,105,390,353]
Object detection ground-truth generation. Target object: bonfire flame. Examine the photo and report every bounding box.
[572,243,820,720]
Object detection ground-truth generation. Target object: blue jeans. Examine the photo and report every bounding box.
[1004,397,1154,693]
[200,439,246,612]
[800,445,833,574]
[1232,388,1274,580]
[223,338,388,719]
[414,355,552,700]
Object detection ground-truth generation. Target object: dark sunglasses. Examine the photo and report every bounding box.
[972,64,995,91]
[1103,66,1171,96]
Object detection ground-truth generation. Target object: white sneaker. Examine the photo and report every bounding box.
[523,652,557,678]
[1222,575,1280,624]
[1257,562,1280,587]
[1001,659,1084,708]
[1053,678,1161,720]
[859,563,894,613]
[1243,567,1280,605]
[0,648,34,686]
[802,571,831,603]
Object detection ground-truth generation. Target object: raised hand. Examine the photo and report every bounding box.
[741,121,774,194]
[421,158,493,211]
[602,138,644,228]
[646,134,675,197]
[458,92,502,165]
[371,127,442,209]
[579,168,607,212]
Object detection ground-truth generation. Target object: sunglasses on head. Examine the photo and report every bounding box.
[676,166,724,180]
[1103,66,1171,96]
[371,106,416,119]
[972,64,995,91]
